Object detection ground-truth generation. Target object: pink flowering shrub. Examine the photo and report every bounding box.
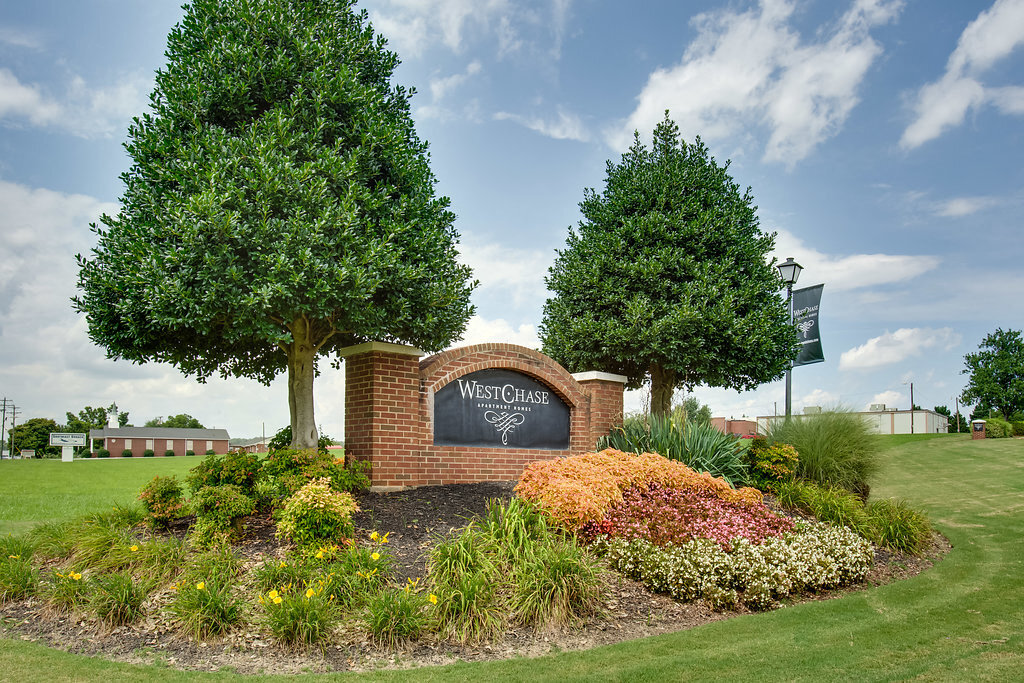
[515,449,763,531]
[580,484,795,549]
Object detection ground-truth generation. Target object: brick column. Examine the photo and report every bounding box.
[572,371,627,451]
[340,342,425,489]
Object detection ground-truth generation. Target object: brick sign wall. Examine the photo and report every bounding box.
[341,342,625,490]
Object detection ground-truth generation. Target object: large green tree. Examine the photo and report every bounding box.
[540,114,798,416]
[74,0,475,448]
[961,328,1024,421]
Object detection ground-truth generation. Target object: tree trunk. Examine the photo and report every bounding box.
[287,316,319,449]
[649,363,677,418]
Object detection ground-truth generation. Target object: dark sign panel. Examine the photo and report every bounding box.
[433,369,570,450]
[792,284,825,367]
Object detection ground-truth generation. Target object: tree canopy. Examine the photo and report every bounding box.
[7,418,60,457]
[540,114,798,416]
[144,414,205,429]
[74,0,475,448]
[961,328,1024,420]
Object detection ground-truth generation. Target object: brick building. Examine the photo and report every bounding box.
[89,427,230,457]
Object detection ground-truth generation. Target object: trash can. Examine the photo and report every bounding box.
[972,419,987,440]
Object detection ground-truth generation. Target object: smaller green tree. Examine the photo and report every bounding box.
[961,328,1024,421]
[8,418,60,457]
[934,405,968,433]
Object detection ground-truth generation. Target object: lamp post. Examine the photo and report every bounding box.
[777,257,803,420]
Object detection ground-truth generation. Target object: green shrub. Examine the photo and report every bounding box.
[83,451,93,458]
[98,449,110,458]
[599,414,747,486]
[0,555,37,603]
[764,410,879,497]
[742,437,799,491]
[186,449,196,456]
[261,584,339,647]
[138,476,185,529]
[168,577,242,639]
[89,572,149,626]
[206,449,215,455]
[267,425,334,454]
[186,452,261,496]
[275,478,359,548]
[865,499,932,554]
[364,587,434,647]
[1012,421,1024,437]
[984,417,1013,438]
[121,449,133,458]
[143,449,155,457]
[164,449,175,457]
[261,448,370,496]
[190,484,254,548]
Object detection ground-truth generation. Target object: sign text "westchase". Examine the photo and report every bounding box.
[456,378,550,405]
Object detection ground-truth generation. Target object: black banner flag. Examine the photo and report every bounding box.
[792,284,824,367]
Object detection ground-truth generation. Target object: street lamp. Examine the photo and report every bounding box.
[777,257,803,420]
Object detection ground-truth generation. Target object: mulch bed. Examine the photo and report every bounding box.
[0,482,950,675]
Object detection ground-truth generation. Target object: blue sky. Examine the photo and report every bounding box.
[1,0,1022,439]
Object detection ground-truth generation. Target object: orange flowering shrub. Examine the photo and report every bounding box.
[515,449,763,531]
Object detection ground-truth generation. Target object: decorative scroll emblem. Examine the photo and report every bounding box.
[484,411,526,445]
[797,319,815,338]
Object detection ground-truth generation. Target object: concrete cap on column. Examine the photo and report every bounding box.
[571,371,628,383]
[338,341,423,357]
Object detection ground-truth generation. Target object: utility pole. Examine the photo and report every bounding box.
[910,382,914,435]
[0,398,8,458]
[955,396,961,434]
[7,404,21,457]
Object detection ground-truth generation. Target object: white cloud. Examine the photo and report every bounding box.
[799,388,840,409]
[455,315,540,349]
[416,61,483,121]
[772,229,939,291]
[839,327,961,370]
[493,107,589,141]
[610,0,902,165]
[457,241,552,308]
[901,0,1024,149]
[0,27,43,50]
[933,195,1001,217]
[868,390,904,409]
[0,68,151,138]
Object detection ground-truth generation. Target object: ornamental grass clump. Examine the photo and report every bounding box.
[261,584,339,648]
[168,577,243,639]
[42,569,87,613]
[276,478,359,548]
[600,414,747,485]
[364,585,435,648]
[513,541,603,628]
[864,499,933,554]
[0,553,37,603]
[515,448,762,531]
[580,483,795,549]
[764,409,879,497]
[90,572,150,626]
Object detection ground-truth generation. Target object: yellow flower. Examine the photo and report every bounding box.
[130,545,139,552]
[279,561,286,568]
[258,596,265,605]
[268,590,279,599]
[371,552,380,561]
[370,531,379,541]
[429,594,438,605]
[8,554,19,559]
[315,550,324,559]
[273,596,283,604]
[380,532,390,544]
[71,572,82,581]
[305,588,315,598]
[196,582,205,590]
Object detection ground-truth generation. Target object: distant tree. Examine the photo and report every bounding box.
[145,414,205,429]
[672,395,712,427]
[8,418,60,457]
[540,114,798,416]
[961,328,1024,421]
[934,405,968,433]
[73,0,475,449]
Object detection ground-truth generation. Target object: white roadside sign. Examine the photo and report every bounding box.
[49,433,88,447]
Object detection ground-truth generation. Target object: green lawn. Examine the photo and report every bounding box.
[3,435,1024,681]
[0,456,198,536]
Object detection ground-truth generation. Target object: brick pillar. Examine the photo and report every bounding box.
[340,342,425,489]
[572,371,627,451]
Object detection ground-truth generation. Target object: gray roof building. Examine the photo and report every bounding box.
[89,427,230,441]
